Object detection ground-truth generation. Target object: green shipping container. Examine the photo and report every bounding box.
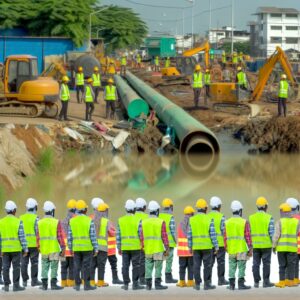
[145,36,176,58]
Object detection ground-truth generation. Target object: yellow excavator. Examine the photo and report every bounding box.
[0,55,59,117]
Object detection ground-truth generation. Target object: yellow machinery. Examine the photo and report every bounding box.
[0,55,59,117]
[182,40,210,67]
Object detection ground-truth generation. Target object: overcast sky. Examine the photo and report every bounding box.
[101,0,300,35]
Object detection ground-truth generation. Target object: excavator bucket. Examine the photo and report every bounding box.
[247,104,261,117]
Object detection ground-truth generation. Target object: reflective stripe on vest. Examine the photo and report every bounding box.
[159,213,176,247]
[97,217,108,251]
[249,212,272,249]
[278,80,289,98]
[70,215,93,251]
[208,211,224,247]
[76,73,84,85]
[190,214,213,250]
[0,216,22,252]
[204,74,211,85]
[177,223,192,257]
[118,215,141,251]
[237,72,247,86]
[108,236,116,256]
[142,217,165,255]
[277,218,298,253]
[19,213,37,248]
[225,217,248,255]
[193,72,203,88]
[85,85,93,103]
[38,218,60,255]
[105,85,116,101]
[92,73,101,87]
[61,83,70,101]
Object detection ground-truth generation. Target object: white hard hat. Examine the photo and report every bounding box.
[91,197,104,209]
[210,196,222,208]
[148,200,160,212]
[43,201,56,212]
[136,198,147,209]
[26,198,38,209]
[5,200,17,211]
[286,198,299,209]
[125,199,136,210]
[231,200,243,212]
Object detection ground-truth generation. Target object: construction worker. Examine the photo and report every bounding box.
[278,74,289,117]
[160,198,177,284]
[204,69,211,104]
[121,54,127,76]
[92,66,101,104]
[90,198,104,219]
[273,203,300,288]
[154,56,160,72]
[188,199,218,291]
[136,53,142,68]
[38,201,65,291]
[104,78,117,119]
[58,75,70,121]
[107,59,116,76]
[61,199,77,288]
[84,78,95,121]
[222,50,227,68]
[192,65,203,107]
[141,200,169,290]
[232,52,238,66]
[238,52,244,63]
[68,200,98,291]
[249,197,274,288]
[117,199,144,290]
[135,198,148,285]
[76,66,85,103]
[20,198,41,287]
[176,206,195,288]
[236,66,248,90]
[224,200,252,290]
[286,198,300,285]
[208,196,228,286]
[165,57,171,68]
[0,201,28,292]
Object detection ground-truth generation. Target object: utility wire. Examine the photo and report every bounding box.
[123,0,189,9]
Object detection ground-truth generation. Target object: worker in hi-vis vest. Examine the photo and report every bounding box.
[121,54,127,76]
[58,76,70,121]
[192,64,203,107]
[75,66,84,103]
[0,201,28,292]
[249,197,274,288]
[278,74,289,117]
[104,78,118,120]
[92,66,101,104]
[84,78,95,121]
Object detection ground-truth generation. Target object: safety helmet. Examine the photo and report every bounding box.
[195,64,201,71]
[256,196,268,207]
[91,198,104,209]
[125,199,136,210]
[5,200,17,211]
[239,52,243,55]
[43,201,56,212]
[67,199,77,209]
[107,78,114,84]
[280,203,291,212]
[231,200,243,212]
[205,69,210,73]
[210,196,222,208]
[237,66,242,71]
[62,75,70,82]
[148,200,160,212]
[184,206,195,215]
[87,78,93,84]
[286,198,299,209]
[162,198,174,208]
[281,74,287,79]
[76,199,88,210]
[78,66,83,72]
[136,198,147,209]
[94,66,99,72]
[196,198,208,209]
[98,203,110,212]
[26,198,38,209]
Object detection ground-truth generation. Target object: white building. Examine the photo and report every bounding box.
[251,7,300,57]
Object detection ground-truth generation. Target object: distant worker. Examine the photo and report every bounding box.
[160,198,177,284]
[136,53,142,69]
[176,206,195,288]
[224,200,252,290]
[107,60,116,76]
[223,66,231,82]
[204,69,211,104]
[38,201,65,291]
[278,74,289,117]
[76,66,85,103]
[192,65,203,108]
[238,52,243,63]
[273,203,300,288]
[121,55,127,76]
[141,200,169,290]
[90,198,104,219]
[20,198,41,288]
[58,76,70,121]
[222,51,227,68]
[165,57,171,68]
[154,56,160,72]
[236,67,248,90]
[92,66,101,104]
[249,197,274,288]
[210,49,214,63]
[188,199,218,291]
[232,52,238,66]
[104,78,117,120]
[0,201,28,292]
[84,78,95,121]
[209,196,228,286]
[117,200,144,291]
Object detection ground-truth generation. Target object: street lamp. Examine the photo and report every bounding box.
[186,0,194,48]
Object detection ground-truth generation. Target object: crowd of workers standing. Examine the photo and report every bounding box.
[0,195,300,293]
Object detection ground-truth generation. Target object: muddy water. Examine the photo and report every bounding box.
[3,134,300,222]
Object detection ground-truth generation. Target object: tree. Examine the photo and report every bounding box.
[219,41,250,55]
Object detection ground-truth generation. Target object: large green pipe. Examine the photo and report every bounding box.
[114,75,149,119]
[125,71,220,172]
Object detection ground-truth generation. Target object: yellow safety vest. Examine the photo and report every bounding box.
[237,71,247,87]
[85,85,93,103]
[276,218,299,252]
[61,83,70,101]
[92,73,101,87]
[193,72,203,88]
[278,80,289,98]
[204,74,211,85]
[208,211,224,247]
[121,57,127,66]
[105,85,117,101]
[97,217,108,251]
[118,215,141,251]
[190,214,213,250]
[20,213,37,248]
[76,73,84,86]
[70,215,93,251]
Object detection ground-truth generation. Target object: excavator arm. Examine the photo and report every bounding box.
[182,41,210,67]
[251,46,296,102]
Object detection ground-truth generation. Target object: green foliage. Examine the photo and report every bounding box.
[37,148,55,173]
[219,42,250,55]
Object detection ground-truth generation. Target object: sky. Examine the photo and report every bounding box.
[101,0,300,35]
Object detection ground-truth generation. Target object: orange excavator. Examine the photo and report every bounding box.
[182,40,210,67]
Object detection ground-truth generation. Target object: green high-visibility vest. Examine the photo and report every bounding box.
[20,213,37,248]
[38,217,60,255]
[237,71,247,87]
[105,85,116,101]
[193,72,203,88]
[85,85,93,103]
[278,80,289,98]
[61,83,70,102]
[118,215,141,251]
[155,57,159,66]
[208,211,224,247]
[222,53,226,63]
[225,217,248,255]
[159,213,176,248]
[142,217,165,255]
[276,218,299,253]
[0,215,22,253]
[165,59,170,68]
[135,212,148,221]
[204,74,211,85]
[190,214,213,250]
[70,215,93,251]
[92,73,101,87]
[137,55,141,63]
[121,57,127,66]
[232,56,238,64]
[97,217,108,251]
[76,73,84,86]
[249,212,272,249]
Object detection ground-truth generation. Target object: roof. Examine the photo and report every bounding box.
[6,55,37,59]
[256,7,299,14]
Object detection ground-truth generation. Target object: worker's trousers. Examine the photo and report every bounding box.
[205,85,210,102]
[21,247,39,284]
[85,102,95,121]
[41,257,59,280]
[139,250,146,281]
[93,87,100,103]
[252,248,272,283]
[211,246,226,281]
[179,257,193,281]
[76,85,84,103]
[122,250,140,284]
[108,254,121,280]
[145,257,163,279]
[278,97,287,117]
[193,88,202,107]
[294,254,300,279]
[228,256,246,279]
[165,247,174,274]
[59,101,69,120]
[277,251,297,281]
[74,251,93,286]
[193,249,213,285]
[105,101,116,119]
[61,257,74,281]
[2,252,21,286]
[90,251,107,281]
[120,65,126,76]
[0,257,2,280]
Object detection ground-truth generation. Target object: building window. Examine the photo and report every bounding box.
[271,26,282,30]
[270,37,282,43]
[286,14,298,18]
[260,37,264,44]
[270,13,282,18]
[286,26,298,31]
[260,24,263,31]
[286,37,298,44]
[217,32,224,36]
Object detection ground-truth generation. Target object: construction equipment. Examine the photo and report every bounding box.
[182,40,210,67]
[0,55,59,118]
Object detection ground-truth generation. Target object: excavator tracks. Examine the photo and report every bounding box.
[0,100,45,118]
[213,102,252,115]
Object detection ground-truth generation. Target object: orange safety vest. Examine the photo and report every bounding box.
[177,223,192,257]
[294,214,300,254]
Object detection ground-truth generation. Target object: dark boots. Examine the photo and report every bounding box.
[218,278,229,286]
[84,281,97,291]
[121,283,129,290]
[204,281,216,290]
[40,279,48,290]
[0,275,3,285]
[228,278,235,290]
[155,278,168,290]
[146,279,152,290]
[165,273,177,284]
[2,285,9,292]
[13,283,25,292]
[238,278,251,290]
[263,279,274,288]
[132,281,145,290]
[112,270,123,284]
[139,277,146,285]
[31,279,42,287]
[51,278,63,290]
